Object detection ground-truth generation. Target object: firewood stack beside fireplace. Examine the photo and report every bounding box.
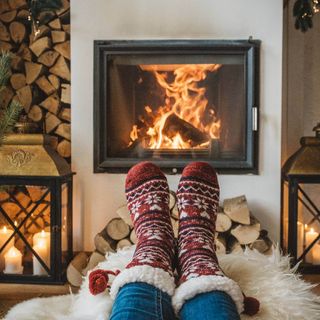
[67,193,273,287]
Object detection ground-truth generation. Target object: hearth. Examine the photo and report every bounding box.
[94,40,260,173]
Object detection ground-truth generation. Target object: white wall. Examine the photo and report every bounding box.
[71,0,283,251]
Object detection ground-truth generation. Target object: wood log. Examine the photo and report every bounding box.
[249,238,272,254]
[51,30,67,44]
[16,9,28,19]
[0,86,13,108]
[1,202,20,220]
[40,93,60,114]
[215,234,227,254]
[129,229,137,244]
[8,0,27,9]
[0,1,10,14]
[36,75,55,95]
[59,9,70,25]
[228,237,244,254]
[223,195,250,225]
[15,191,31,208]
[0,191,10,202]
[106,218,130,241]
[56,0,70,16]
[81,251,105,276]
[94,229,116,255]
[48,74,60,89]
[17,43,31,61]
[0,40,12,51]
[163,113,209,147]
[62,24,70,34]
[66,252,88,287]
[9,21,25,43]
[37,11,55,25]
[116,205,132,227]
[25,61,44,84]
[0,10,16,23]
[38,50,59,67]
[28,105,43,122]
[26,185,48,203]
[55,122,70,140]
[215,212,232,233]
[11,53,23,71]
[49,55,70,80]
[57,139,71,158]
[230,224,260,245]
[117,238,132,250]
[29,36,51,57]
[45,112,61,133]
[169,190,176,211]
[54,40,70,60]
[0,22,10,41]
[16,85,32,112]
[61,83,70,104]
[59,107,71,122]
[48,17,61,30]
[30,24,50,43]
[10,73,25,90]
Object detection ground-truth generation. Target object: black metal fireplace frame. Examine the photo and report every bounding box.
[94,40,260,174]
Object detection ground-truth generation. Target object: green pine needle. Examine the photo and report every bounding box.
[0,51,11,93]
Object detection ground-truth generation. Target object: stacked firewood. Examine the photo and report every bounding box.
[67,193,273,287]
[0,0,71,159]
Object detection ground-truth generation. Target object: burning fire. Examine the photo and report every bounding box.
[129,64,221,149]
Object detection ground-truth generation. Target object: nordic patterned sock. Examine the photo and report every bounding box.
[172,162,245,315]
[110,162,176,299]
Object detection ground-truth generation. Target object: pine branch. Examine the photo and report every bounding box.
[28,0,63,20]
[0,51,11,93]
[0,100,22,145]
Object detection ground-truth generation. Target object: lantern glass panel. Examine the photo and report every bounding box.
[282,180,289,253]
[0,185,51,276]
[61,182,69,268]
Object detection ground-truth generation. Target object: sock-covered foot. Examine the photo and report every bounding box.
[110,162,176,299]
[172,162,245,315]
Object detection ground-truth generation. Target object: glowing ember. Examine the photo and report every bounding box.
[129,64,221,149]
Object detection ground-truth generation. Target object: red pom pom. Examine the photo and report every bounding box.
[89,269,110,296]
[243,296,260,316]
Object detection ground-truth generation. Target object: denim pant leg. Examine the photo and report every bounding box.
[180,291,240,320]
[110,282,176,320]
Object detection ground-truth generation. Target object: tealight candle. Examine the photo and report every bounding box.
[305,227,318,263]
[0,226,14,271]
[4,246,23,274]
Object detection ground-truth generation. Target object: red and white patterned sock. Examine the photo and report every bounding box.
[110,162,176,298]
[172,162,244,314]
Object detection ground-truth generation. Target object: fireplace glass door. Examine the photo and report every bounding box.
[94,40,260,173]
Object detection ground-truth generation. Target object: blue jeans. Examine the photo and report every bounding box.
[110,282,240,320]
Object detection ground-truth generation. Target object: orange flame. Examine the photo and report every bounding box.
[129,64,221,149]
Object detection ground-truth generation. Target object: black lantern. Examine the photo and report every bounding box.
[0,134,73,283]
[281,123,320,274]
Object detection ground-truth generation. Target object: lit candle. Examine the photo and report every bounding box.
[305,227,318,263]
[33,239,49,275]
[3,246,23,274]
[313,242,320,265]
[0,226,14,271]
[33,229,50,263]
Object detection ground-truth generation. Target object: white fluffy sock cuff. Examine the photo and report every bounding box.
[110,265,176,299]
[172,275,244,315]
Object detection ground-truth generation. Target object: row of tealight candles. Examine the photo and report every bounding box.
[0,225,50,275]
[297,222,320,264]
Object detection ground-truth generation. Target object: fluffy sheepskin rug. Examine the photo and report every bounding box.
[5,246,320,320]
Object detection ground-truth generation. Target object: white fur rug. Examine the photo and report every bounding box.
[5,246,320,320]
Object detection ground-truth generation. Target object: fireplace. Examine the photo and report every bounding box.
[94,40,260,174]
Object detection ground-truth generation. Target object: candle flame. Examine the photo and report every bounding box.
[2,226,7,233]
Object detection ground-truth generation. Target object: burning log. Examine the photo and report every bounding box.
[162,113,209,148]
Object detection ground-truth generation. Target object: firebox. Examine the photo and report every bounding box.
[94,40,260,174]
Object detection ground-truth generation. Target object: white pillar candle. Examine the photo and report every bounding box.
[305,227,318,263]
[33,230,50,263]
[33,238,49,275]
[313,242,320,265]
[3,246,23,274]
[0,226,14,271]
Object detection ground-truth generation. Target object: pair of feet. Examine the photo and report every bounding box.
[111,162,246,315]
